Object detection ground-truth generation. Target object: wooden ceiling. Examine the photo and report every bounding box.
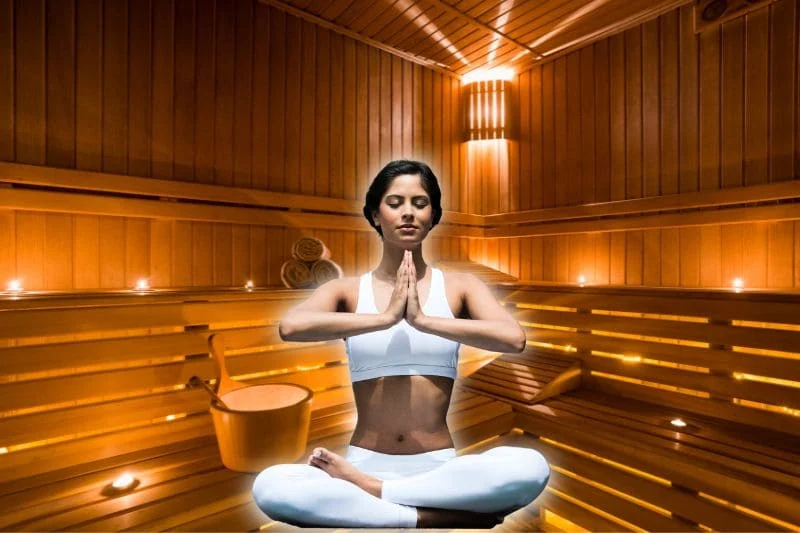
[260,0,693,78]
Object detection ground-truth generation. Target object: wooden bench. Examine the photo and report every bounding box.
[0,287,534,531]
[459,283,800,532]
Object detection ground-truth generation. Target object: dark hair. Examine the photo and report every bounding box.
[362,160,443,239]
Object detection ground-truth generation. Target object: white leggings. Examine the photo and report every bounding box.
[251,444,550,528]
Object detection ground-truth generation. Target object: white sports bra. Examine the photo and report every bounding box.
[344,267,460,383]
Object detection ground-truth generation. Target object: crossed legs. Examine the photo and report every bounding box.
[251,445,550,528]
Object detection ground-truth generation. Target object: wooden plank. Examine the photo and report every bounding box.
[233,0,253,188]
[173,0,196,182]
[609,32,626,201]
[0,0,13,162]
[641,18,659,198]
[505,286,800,324]
[583,373,800,439]
[516,408,800,525]
[699,24,720,191]
[213,0,234,186]
[193,0,215,184]
[744,7,769,185]
[300,19,316,195]
[678,4,698,193]
[625,26,643,200]
[721,17,744,188]
[0,414,213,483]
[530,436,775,531]
[14,0,46,165]
[127,0,152,177]
[516,307,800,353]
[45,0,76,168]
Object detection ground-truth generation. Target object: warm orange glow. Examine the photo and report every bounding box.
[541,509,588,532]
[6,279,23,292]
[466,79,511,140]
[698,491,799,530]
[462,67,515,83]
[112,473,137,490]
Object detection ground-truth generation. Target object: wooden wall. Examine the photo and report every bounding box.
[0,0,468,290]
[475,0,800,289]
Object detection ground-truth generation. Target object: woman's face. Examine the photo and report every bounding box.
[372,174,433,246]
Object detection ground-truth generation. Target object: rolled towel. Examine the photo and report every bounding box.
[291,237,331,263]
[280,259,314,289]
[311,258,343,287]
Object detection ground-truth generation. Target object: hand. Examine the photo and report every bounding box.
[404,252,425,328]
[383,250,411,326]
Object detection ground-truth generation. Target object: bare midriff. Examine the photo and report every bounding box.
[349,374,455,455]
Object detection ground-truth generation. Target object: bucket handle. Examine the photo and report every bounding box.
[209,333,248,396]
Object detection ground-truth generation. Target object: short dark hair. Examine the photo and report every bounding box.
[362,160,443,239]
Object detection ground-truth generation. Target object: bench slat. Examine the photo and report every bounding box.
[516,409,800,526]
[519,309,800,354]
[528,435,776,531]
[548,470,702,531]
[506,288,800,325]
[524,328,800,381]
[587,354,800,408]
[583,374,800,439]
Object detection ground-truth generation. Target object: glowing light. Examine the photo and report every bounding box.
[165,414,176,421]
[245,280,255,291]
[462,67,515,84]
[111,473,137,490]
[6,279,23,293]
[622,354,641,363]
[0,447,8,454]
[670,418,687,427]
[465,79,512,140]
[732,278,744,293]
[577,275,586,287]
[135,279,150,291]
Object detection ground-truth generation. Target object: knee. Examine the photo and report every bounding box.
[251,465,303,522]
[495,446,551,505]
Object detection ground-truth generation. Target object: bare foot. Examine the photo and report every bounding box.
[306,446,383,498]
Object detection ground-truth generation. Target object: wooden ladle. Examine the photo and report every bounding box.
[208,333,248,397]
[187,375,230,410]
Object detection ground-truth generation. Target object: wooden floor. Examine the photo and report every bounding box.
[0,386,543,532]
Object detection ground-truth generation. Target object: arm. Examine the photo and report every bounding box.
[416,273,526,353]
[279,278,393,342]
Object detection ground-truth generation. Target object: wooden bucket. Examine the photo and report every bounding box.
[210,383,313,472]
[207,334,313,473]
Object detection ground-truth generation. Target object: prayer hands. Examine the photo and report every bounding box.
[403,250,424,328]
[384,250,426,328]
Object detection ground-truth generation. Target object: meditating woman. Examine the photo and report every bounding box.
[252,160,550,528]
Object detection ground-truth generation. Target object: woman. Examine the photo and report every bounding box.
[252,160,550,528]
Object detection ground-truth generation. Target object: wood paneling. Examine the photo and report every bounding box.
[512,2,799,211]
[499,1,800,289]
[0,0,467,290]
[1,0,462,197]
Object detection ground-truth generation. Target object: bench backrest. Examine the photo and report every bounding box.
[501,284,800,437]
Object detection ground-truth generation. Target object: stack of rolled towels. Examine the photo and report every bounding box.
[280,236,343,289]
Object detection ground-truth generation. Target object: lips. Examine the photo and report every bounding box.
[398,225,417,229]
